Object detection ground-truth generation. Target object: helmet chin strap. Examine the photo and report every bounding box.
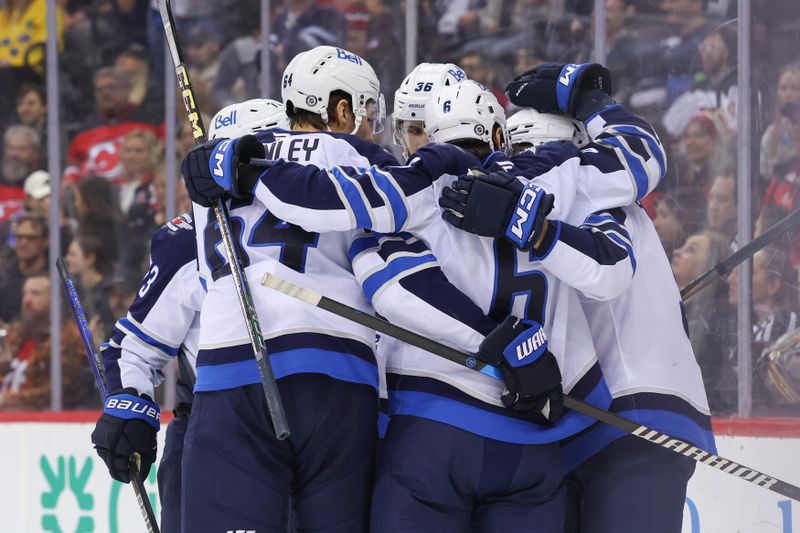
[350,114,364,135]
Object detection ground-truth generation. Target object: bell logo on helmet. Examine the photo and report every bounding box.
[448,68,466,82]
[214,110,237,130]
[335,48,363,65]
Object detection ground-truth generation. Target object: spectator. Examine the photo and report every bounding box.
[0,0,62,70]
[672,229,733,411]
[0,125,40,224]
[658,0,715,104]
[184,21,223,94]
[760,62,800,180]
[72,176,125,262]
[663,24,738,137]
[65,67,162,183]
[20,170,73,252]
[65,235,115,337]
[117,129,161,214]
[667,110,729,197]
[458,51,510,109]
[271,0,346,80]
[0,214,47,323]
[212,13,261,108]
[706,173,737,241]
[114,44,164,122]
[719,246,799,414]
[652,191,704,257]
[14,83,47,141]
[0,273,94,410]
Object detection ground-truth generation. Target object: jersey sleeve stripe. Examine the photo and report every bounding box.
[117,317,180,358]
[361,254,438,301]
[368,166,409,232]
[330,167,375,229]
[594,137,649,201]
[610,124,666,178]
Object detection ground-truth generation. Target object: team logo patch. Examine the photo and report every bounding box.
[474,124,486,136]
[306,95,318,107]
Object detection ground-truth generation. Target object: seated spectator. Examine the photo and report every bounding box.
[0,0,62,71]
[706,173,738,241]
[718,245,800,414]
[672,230,734,412]
[14,83,47,142]
[667,110,729,196]
[458,51,509,109]
[113,44,164,123]
[652,190,704,257]
[20,170,73,252]
[65,235,115,338]
[65,67,162,183]
[117,129,162,214]
[0,273,95,410]
[0,214,47,323]
[72,176,125,263]
[761,62,800,181]
[663,24,738,137]
[0,124,41,224]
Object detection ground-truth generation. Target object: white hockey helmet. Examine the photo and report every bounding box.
[425,80,508,153]
[208,98,289,140]
[281,45,385,135]
[506,109,590,151]
[393,63,467,148]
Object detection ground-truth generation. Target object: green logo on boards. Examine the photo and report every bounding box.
[40,455,94,532]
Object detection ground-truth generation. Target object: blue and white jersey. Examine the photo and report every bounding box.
[192,129,399,393]
[102,213,203,400]
[560,204,716,471]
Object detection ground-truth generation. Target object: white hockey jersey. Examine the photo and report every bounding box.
[103,213,203,401]
[245,104,662,443]
[191,130,398,393]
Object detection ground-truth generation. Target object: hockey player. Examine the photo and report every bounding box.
[440,67,716,533]
[392,62,467,160]
[505,108,584,156]
[90,98,287,532]
[182,70,664,529]
[179,46,401,533]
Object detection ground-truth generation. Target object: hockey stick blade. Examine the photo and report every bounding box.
[261,272,800,502]
[156,0,289,440]
[57,257,162,532]
[681,207,800,301]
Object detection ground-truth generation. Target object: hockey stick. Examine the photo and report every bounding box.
[681,207,800,301]
[156,0,289,439]
[261,272,800,502]
[56,258,161,533]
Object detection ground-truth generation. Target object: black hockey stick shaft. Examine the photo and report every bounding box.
[681,207,800,301]
[156,0,289,439]
[262,273,800,502]
[56,258,161,532]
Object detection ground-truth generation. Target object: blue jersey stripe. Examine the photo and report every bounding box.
[194,347,379,392]
[368,166,408,232]
[596,136,650,200]
[361,254,437,300]
[612,125,666,178]
[117,317,180,357]
[388,377,610,444]
[606,232,637,272]
[331,167,373,229]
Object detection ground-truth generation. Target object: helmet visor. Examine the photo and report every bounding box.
[366,94,386,135]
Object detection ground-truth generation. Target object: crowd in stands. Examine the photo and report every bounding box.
[0,0,799,415]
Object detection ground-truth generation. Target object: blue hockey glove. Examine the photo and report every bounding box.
[439,169,554,250]
[180,134,266,207]
[91,388,160,483]
[505,62,612,118]
[479,316,564,425]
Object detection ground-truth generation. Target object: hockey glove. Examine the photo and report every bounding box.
[479,316,564,425]
[505,62,612,118]
[91,388,159,483]
[439,169,554,250]
[180,135,266,207]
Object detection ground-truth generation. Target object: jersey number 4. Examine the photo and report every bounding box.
[204,208,319,281]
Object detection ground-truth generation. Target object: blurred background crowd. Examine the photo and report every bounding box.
[0,0,799,418]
